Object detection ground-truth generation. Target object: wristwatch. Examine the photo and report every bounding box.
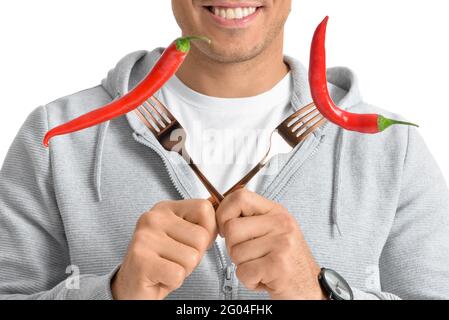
[318,268,354,300]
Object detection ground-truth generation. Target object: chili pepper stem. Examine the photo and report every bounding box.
[176,35,211,53]
[185,35,212,44]
[378,115,419,132]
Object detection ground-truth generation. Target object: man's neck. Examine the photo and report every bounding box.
[175,36,289,98]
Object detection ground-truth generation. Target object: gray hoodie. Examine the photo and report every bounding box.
[1,48,449,300]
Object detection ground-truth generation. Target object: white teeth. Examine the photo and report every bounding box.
[226,8,235,19]
[210,6,258,20]
[234,7,243,19]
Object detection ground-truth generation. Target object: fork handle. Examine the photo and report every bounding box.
[188,163,224,204]
[209,162,266,209]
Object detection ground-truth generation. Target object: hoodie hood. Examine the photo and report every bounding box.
[99,48,363,234]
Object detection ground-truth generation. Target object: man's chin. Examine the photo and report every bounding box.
[200,44,265,64]
[209,53,258,64]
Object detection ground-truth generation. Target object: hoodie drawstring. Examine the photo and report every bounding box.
[94,92,122,202]
[94,120,110,202]
[331,127,345,237]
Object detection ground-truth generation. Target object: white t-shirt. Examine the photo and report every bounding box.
[158,72,294,198]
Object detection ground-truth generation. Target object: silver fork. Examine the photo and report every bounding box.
[208,102,326,206]
[134,96,224,204]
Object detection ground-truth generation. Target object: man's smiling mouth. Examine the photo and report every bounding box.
[204,6,260,20]
[200,2,265,28]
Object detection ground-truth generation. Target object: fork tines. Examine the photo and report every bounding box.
[286,103,326,139]
[134,96,176,135]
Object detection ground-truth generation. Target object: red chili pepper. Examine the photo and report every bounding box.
[43,35,211,148]
[309,16,418,133]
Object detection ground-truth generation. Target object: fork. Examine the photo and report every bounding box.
[208,102,326,206]
[134,96,224,204]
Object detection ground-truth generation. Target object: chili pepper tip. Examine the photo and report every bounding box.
[378,115,419,132]
[43,135,50,148]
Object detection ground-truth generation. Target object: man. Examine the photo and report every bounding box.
[1,0,448,300]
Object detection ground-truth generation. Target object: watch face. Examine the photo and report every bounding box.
[322,269,353,300]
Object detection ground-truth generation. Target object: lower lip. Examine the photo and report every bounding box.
[204,7,262,28]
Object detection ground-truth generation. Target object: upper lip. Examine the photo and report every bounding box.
[202,1,264,8]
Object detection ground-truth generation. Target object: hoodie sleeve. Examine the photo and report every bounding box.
[355,126,449,300]
[0,106,117,300]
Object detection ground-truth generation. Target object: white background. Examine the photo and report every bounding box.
[0,0,448,181]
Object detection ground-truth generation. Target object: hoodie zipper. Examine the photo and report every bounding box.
[214,241,235,300]
[133,130,234,299]
[223,265,234,299]
[132,132,190,199]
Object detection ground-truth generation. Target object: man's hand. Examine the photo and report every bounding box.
[112,199,217,300]
[216,189,326,300]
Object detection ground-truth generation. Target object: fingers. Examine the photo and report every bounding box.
[223,213,288,250]
[140,200,218,280]
[235,251,292,293]
[154,235,202,276]
[235,254,276,291]
[158,212,212,253]
[143,253,187,290]
[228,234,276,265]
[156,199,218,241]
[114,199,219,300]
[216,189,277,236]
[131,215,206,291]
